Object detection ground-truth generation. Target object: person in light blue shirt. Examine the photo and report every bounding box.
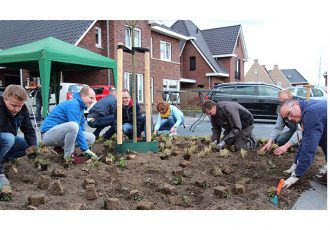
[154,102,184,136]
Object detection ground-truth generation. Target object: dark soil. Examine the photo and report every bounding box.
[0,135,325,210]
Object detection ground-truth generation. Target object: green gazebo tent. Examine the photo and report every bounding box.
[0,36,117,117]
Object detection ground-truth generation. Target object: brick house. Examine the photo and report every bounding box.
[170,20,248,89]
[0,20,188,109]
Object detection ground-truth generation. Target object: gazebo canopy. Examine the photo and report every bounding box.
[0,36,117,117]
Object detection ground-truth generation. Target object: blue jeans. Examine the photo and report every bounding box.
[103,116,146,140]
[158,115,182,131]
[275,121,297,146]
[0,132,28,174]
[87,115,115,138]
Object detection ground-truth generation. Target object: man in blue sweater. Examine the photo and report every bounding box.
[87,88,117,139]
[280,99,327,187]
[41,86,97,161]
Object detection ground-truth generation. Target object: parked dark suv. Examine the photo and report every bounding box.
[207,82,283,120]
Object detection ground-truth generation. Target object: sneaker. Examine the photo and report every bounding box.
[313,172,327,185]
[0,174,10,189]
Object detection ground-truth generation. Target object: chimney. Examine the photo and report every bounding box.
[254,59,259,64]
[274,65,278,69]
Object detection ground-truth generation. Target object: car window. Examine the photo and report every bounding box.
[297,88,307,97]
[92,87,104,95]
[287,88,295,94]
[213,86,233,95]
[258,85,279,97]
[68,85,84,93]
[311,88,324,97]
[234,86,255,95]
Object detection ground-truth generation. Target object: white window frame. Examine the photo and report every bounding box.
[123,72,144,103]
[163,79,180,103]
[125,26,142,49]
[160,41,171,61]
[95,27,102,48]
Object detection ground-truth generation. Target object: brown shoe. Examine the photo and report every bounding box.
[313,172,327,185]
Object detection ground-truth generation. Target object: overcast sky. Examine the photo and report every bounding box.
[162,20,328,86]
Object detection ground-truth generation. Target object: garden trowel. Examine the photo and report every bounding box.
[271,178,285,206]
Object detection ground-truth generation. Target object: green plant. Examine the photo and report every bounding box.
[119,157,127,168]
[223,191,231,199]
[88,158,100,169]
[172,176,183,185]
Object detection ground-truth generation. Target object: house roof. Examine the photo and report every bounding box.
[171,20,228,76]
[0,20,94,50]
[202,25,241,55]
[280,69,308,84]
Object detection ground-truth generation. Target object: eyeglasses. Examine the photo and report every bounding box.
[283,104,294,122]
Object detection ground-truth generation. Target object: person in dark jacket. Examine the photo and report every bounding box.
[103,89,145,139]
[0,85,37,189]
[280,99,327,187]
[202,100,257,151]
[41,86,97,161]
[87,88,117,138]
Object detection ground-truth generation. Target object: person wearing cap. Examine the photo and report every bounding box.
[87,88,117,139]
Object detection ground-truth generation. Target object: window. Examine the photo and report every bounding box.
[123,72,144,103]
[160,41,171,61]
[234,86,255,96]
[297,88,307,97]
[95,27,102,48]
[125,26,141,49]
[235,59,240,80]
[189,56,196,71]
[258,86,279,97]
[312,88,324,97]
[163,79,179,103]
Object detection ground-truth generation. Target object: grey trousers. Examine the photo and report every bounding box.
[42,122,95,157]
[225,125,255,151]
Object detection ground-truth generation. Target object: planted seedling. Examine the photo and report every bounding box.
[118,157,127,168]
[219,148,230,158]
[172,176,183,185]
[240,149,247,158]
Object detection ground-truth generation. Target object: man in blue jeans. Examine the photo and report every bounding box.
[87,88,117,139]
[260,89,301,155]
[103,89,145,139]
[0,85,37,189]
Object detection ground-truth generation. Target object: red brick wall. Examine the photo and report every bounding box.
[181,41,214,89]
[151,31,181,105]
[62,20,182,110]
